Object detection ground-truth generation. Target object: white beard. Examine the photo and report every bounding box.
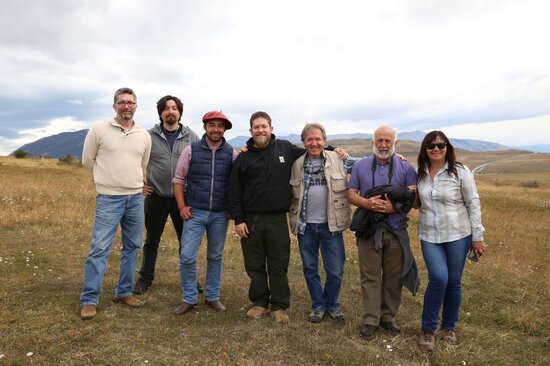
[373,145,395,160]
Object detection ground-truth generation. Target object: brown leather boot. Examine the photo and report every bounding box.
[80,304,96,320]
[205,300,226,312]
[173,302,197,315]
[246,306,269,319]
[112,295,144,308]
[271,310,290,324]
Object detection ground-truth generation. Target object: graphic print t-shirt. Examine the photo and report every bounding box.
[306,157,328,223]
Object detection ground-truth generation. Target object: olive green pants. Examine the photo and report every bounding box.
[241,213,291,311]
[358,231,404,326]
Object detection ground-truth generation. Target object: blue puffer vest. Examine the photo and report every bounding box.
[186,136,233,212]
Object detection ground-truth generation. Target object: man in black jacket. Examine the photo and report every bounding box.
[229,111,304,324]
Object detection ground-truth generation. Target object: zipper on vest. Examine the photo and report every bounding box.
[209,149,215,211]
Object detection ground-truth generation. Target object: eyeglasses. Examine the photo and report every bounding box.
[116,101,136,106]
[426,142,447,150]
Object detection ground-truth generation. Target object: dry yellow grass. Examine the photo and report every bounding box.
[1,155,549,365]
[471,152,550,191]
[475,153,550,174]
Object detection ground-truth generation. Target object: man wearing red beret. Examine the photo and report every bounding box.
[172,111,237,315]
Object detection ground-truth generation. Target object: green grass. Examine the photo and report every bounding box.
[1,156,549,365]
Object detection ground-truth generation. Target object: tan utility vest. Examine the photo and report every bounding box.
[289,150,352,235]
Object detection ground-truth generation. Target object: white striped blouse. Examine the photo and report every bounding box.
[418,162,485,243]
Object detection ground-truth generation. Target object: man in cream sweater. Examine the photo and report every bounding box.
[79,87,152,320]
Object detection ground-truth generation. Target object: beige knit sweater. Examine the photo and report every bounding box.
[82,118,151,195]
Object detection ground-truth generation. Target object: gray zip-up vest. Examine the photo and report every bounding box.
[146,124,199,198]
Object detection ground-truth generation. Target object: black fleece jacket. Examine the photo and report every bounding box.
[228,134,305,225]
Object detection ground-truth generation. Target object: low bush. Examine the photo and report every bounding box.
[58,154,82,167]
[13,149,31,159]
[520,180,539,188]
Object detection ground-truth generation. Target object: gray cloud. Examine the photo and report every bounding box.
[0,0,549,154]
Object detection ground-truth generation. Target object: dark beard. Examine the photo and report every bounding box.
[253,135,270,148]
[164,116,178,125]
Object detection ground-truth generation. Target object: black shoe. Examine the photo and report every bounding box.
[360,324,378,340]
[379,321,401,335]
[197,282,204,294]
[133,279,152,295]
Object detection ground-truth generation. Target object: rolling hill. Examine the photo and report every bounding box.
[13,130,88,159]
[12,128,517,159]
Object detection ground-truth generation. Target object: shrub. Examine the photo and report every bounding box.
[13,149,31,159]
[520,180,539,188]
[58,154,82,167]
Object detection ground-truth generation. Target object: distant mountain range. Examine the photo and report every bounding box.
[11,129,547,159]
[513,144,550,153]
[212,131,516,152]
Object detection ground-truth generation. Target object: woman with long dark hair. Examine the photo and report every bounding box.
[415,131,487,351]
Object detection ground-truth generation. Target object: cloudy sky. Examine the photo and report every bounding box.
[1,0,549,155]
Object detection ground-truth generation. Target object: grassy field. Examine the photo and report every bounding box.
[1,154,549,365]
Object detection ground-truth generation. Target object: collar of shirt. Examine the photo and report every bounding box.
[203,138,223,151]
[424,161,449,176]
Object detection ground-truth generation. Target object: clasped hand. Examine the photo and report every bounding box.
[369,194,395,214]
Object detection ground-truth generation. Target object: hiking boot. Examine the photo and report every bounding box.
[246,306,269,319]
[133,279,152,295]
[360,324,377,340]
[308,308,325,323]
[380,321,401,335]
[271,310,290,324]
[327,309,345,322]
[440,329,457,344]
[80,304,96,320]
[418,330,435,351]
[112,295,144,308]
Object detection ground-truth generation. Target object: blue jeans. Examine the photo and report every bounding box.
[80,194,144,305]
[179,208,229,303]
[421,235,471,331]
[298,223,345,311]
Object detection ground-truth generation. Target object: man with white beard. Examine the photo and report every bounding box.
[347,125,417,340]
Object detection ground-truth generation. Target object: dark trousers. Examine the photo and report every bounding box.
[138,192,183,283]
[240,213,291,311]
